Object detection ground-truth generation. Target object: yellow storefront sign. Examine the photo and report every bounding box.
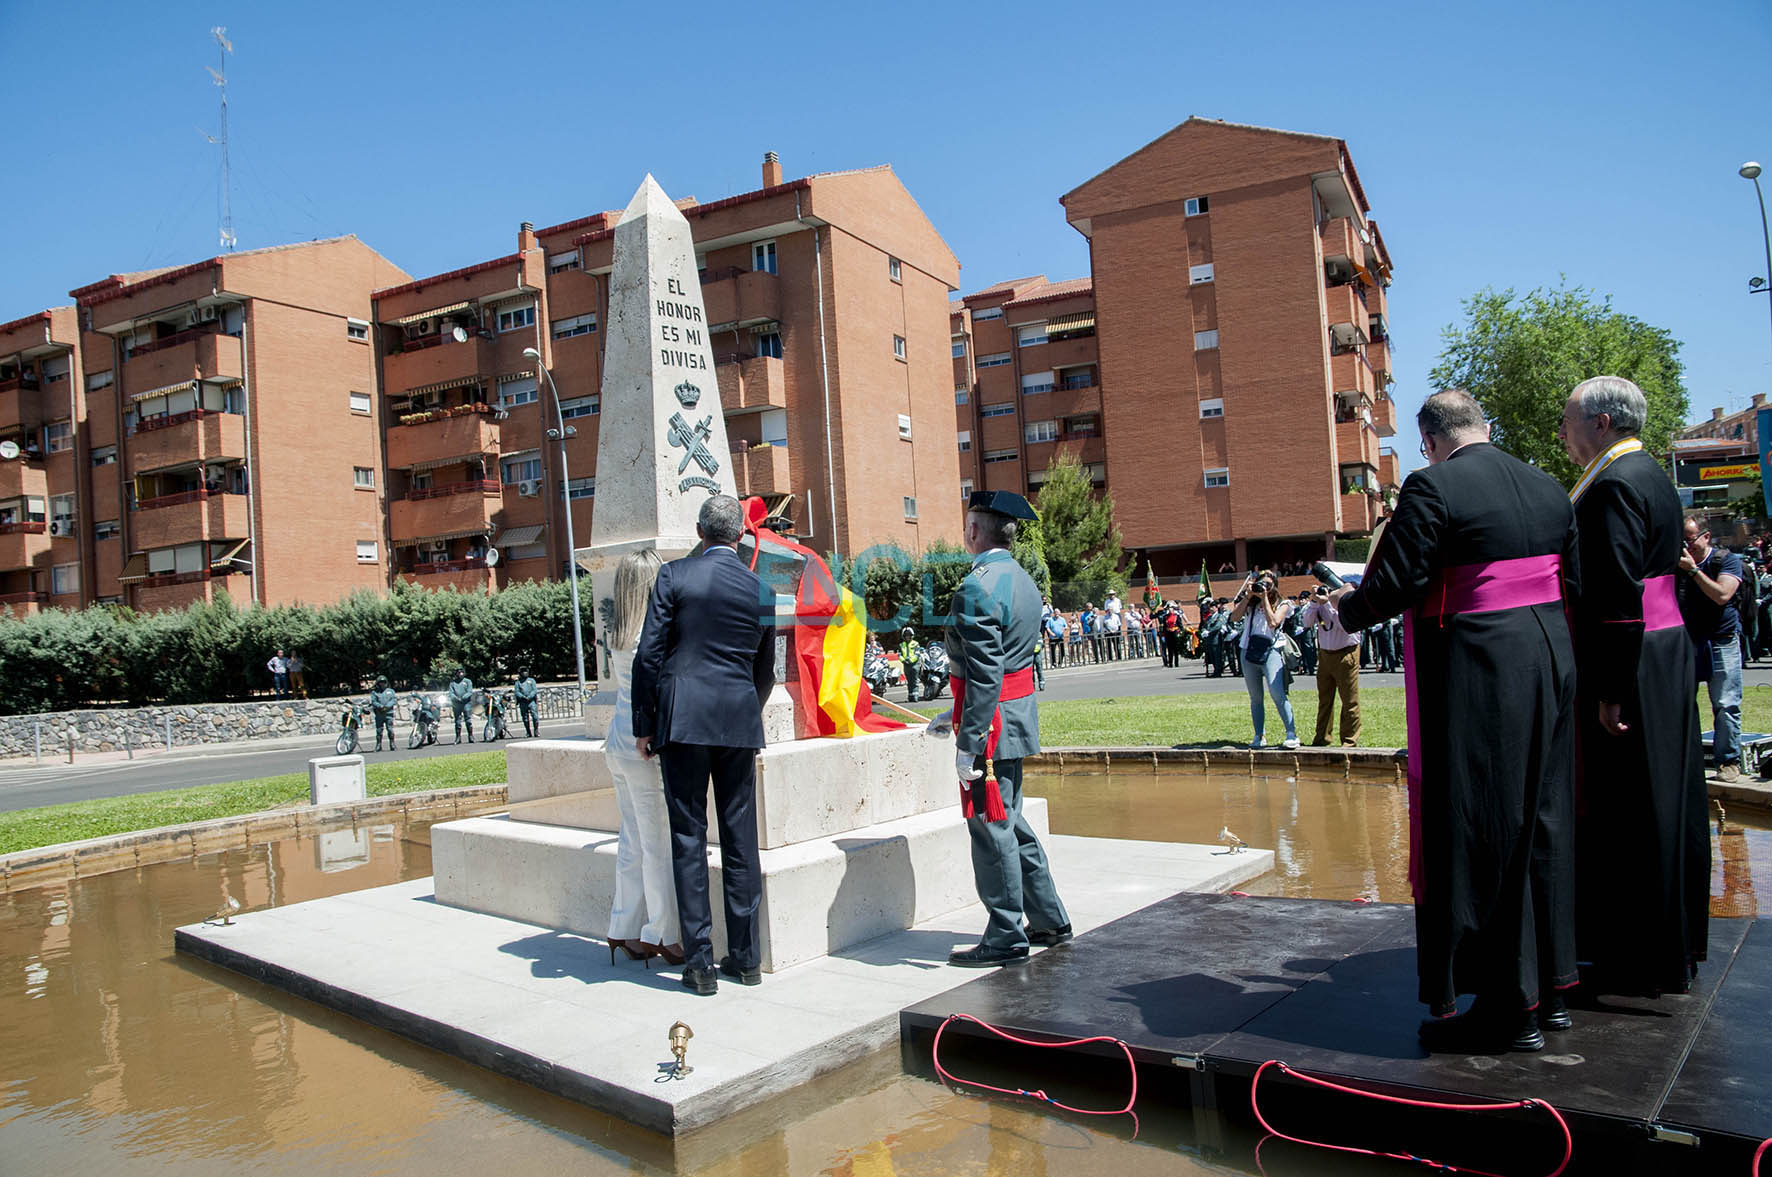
[1699,463,1760,481]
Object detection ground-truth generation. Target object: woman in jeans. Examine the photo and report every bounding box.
[1229,569,1298,749]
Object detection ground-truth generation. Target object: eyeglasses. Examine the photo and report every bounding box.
[1419,439,1431,459]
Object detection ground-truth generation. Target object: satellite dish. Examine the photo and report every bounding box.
[451,325,469,344]
[484,547,500,567]
[0,440,18,461]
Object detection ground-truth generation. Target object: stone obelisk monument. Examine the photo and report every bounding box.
[582,176,737,706]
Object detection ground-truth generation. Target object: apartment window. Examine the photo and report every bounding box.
[957,430,972,453]
[86,370,113,392]
[560,395,600,419]
[411,471,433,491]
[1061,367,1096,390]
[552,312,597,339]
[889,257,902,282]
[755,331,783,359]
[94,519,120,541]
[356,541,378,564]
[1064,414,1100,438]
[1017,323,1048,348]
[42,356,70,383]
[547,249,581,274]
[1020,371,1054,396]
[897,413,913,441]
[225,386,245,414]
[979,403,1016,419]
[1194,329,1220,351]
[1204,467,1230,488]
[500,375,540,407]
[91,445,117,466]
[50,494,75,535]
[1189,263,1216,285]
[893,335,907,361]
[753,240,777,275]
[983,448,1016,464]
[954,388,969,405]
[1025,420,1059,444]
[496,302,536,333]
[349,391,372,414]
[507,540,547,561]
[960,478,973,501]
[44,421,72,453]
[353,466,375,489]
[52,564,78,595]
[973,306,1004,322]
[346,317,370,342]
[977,351,1012,368]
[1200,398,1225,419]
[501,453,543,484]
[567,476,596,500]
[902,496,918,520]
[1185,195,1210,216]
[952,337,966,358]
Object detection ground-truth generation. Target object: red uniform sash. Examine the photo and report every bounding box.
[1403,554,1564,901]
[949,666,1036,822]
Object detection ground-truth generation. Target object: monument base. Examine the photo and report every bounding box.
[432,799,1032,973]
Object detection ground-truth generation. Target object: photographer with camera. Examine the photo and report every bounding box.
[1302,581,1362,745]
[1229,569,1299,749]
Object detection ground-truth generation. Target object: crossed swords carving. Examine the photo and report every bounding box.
[668,412,719,476]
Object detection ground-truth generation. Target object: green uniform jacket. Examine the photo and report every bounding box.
[448,678,475,706]
[369,687,398,712]
[945,549,1041,760]
[513,677,539,702]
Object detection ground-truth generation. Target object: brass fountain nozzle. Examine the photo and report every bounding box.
[667,1021,694,1079]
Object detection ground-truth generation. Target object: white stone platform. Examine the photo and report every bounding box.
[176,835,1273,1135]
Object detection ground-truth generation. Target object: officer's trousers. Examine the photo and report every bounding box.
[965,756,1069,950]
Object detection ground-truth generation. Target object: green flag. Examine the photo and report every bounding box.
[1197,562,1212,604]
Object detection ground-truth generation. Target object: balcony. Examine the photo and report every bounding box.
[1340,491,1376,533]
[1331,350,1375,399]
[389,480,500,544]
[383,332,495,396]
[0,381,43,434]
[401,557,493,593]
[734,442,789,497]
[1378,449,1401,490]
[701,267,781,330]
[386,409,501,471]
[0,590,46,615]
[1047,382,1103,420]
[130,489,250,551]
[1336,418,1377,467]
[1042,334,1098,371]
[0,456,47,500]
[716,354,788,413]
[1369,337,1393,387]
[0,521,51,569]
[127,410,247,476]
[1321,215,1362,273]
[123,327,243,394]
[1372,394,1397,437]
[1324,284,1367,338]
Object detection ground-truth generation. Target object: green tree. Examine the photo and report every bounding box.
[1430,283,1688,487]
[1035,449,1125,609]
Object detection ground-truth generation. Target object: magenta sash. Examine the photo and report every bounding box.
[1403,554,1564,902]
[1640,574,1681,633]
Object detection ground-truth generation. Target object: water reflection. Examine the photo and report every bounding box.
[1,774,1765,1176]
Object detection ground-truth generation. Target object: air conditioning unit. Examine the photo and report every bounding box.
[416,319,434,336]
[48,521,68,537]
[518,478,542,497]
[199,305,219,322]
[426,540,449,555]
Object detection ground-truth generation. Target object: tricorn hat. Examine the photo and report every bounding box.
[966,490,1037,520]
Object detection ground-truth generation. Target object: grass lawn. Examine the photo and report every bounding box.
[0,750,507,857]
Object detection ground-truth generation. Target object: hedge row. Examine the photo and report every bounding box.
[0,581,591,714]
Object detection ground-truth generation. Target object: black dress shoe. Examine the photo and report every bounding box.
[1539,992,1572,1032]
[1419,1002,1543,1053]
[1026,924,1073,947]
[681,966,718,996]
[949,944,1030,968]
[719,956,762,986]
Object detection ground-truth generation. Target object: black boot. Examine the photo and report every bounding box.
[1419,999,1543,1053]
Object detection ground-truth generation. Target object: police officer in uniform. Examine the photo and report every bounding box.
[512,668,540,738]
[447,668,476,743]
[369,676,398,751]
[932,490,1071,968]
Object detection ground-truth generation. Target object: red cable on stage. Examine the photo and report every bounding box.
[1752,1135,1769,1177]
[1250,1058,1573,1177]
[930,1012,1139,1133]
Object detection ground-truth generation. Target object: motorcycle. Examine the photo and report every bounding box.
[335,702,361,756]
[917,641,950,701]
[407,692,441,749]
[482,691,508,742]
[862,644,894,699]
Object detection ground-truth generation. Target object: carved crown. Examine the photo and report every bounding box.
[674,380,702,408]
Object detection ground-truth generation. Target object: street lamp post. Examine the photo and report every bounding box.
[522,347,588,702]
[1742,162,1772,365]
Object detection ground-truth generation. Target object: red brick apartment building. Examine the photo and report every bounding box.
[1,237,409,613]
[956,118,1401,576]
[373,154,962,593]
[1,157,962,614]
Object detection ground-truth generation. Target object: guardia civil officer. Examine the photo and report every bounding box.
[447,668,476,743]
[369,676,398,751]
[931,490,1070,967]
[512,668,540,738]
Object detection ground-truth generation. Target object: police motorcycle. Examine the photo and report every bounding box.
[862,640,895,699]
[482,690,509,742]
[335,702,362,755]
[917,640,950,701]
[407,692,441,749]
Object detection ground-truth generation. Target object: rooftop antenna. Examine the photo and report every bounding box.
[204,27,236,251]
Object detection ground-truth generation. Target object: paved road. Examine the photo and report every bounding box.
[0,717,585,815]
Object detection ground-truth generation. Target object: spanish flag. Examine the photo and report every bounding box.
[739,498,904,740]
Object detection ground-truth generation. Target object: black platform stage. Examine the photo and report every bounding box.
[900,894,1771,1175]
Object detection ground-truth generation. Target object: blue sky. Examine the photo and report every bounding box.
[3,1,1768,450]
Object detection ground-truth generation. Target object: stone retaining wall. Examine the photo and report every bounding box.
[0,686,583,760]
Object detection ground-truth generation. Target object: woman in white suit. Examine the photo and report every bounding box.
[604,549,683,965]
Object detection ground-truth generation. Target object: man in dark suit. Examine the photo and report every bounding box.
[632,495,778,996]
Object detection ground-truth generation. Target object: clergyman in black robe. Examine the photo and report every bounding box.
[1336,390,1579,1053]
[1559,376,1707,996]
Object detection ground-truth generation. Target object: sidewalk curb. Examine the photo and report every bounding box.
[0,784,509,893]
[1029,744,1407,778]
